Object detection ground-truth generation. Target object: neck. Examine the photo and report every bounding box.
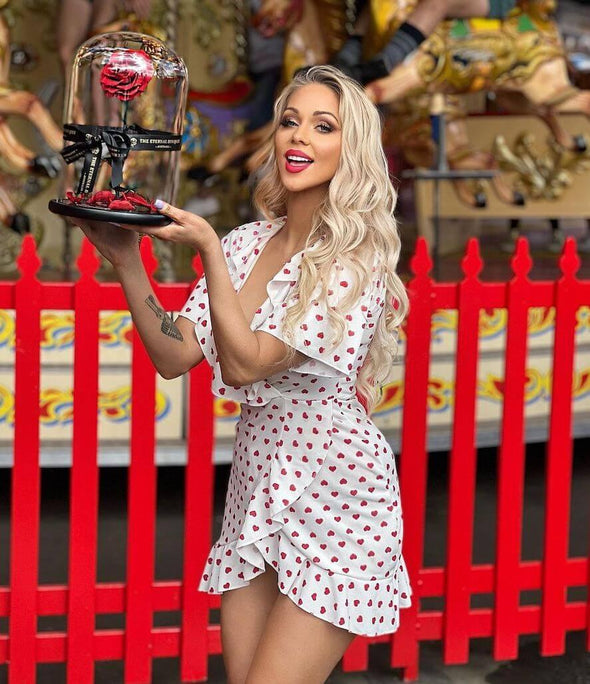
[282,185,328,253]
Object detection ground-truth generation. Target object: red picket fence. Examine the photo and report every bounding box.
[0,234,589,682]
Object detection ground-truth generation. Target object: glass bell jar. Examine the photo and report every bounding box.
[49,31,188,226]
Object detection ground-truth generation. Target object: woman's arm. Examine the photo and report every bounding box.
[113,252,204,379]
[198,237,307,386]
[72,219,204,379]
[76,206,305,385]
[129,202,307,386]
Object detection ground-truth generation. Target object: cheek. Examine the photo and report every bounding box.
[324,142,341,172]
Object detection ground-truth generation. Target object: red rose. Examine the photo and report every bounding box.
[100,50,155,102]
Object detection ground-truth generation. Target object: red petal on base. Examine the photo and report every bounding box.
[108,199,135,211]
[87,190,116,206]
[66,191,83,204]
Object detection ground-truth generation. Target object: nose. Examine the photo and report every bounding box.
[290,122,309,145]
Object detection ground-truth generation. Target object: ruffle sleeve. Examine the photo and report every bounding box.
[178,272,208,325]
[257,260,386,378]
[178,218,285,325]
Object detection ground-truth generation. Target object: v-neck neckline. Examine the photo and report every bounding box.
[237,218,307,327]
[238,218,307,292]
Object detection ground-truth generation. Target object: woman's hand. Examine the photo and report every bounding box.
[114,200,220,255]
[69,217,141,269]
[69,201,219,268]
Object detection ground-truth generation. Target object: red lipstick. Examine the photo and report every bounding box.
[285,149,313,174]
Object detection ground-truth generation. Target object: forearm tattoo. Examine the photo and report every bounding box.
[145,295,184,341]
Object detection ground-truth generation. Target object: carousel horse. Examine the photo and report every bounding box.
[355,0,590,206]
[0,9,62,175]
[0,4,62,236]
[202,0,590,209]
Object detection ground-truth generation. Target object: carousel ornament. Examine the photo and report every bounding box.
[49,31,188,227]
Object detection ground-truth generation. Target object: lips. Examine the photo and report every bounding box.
[285,148,313,174]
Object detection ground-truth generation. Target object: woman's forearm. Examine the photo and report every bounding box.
[113,254,197,379]
[199,240,264,385]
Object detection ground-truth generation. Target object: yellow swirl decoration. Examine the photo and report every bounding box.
[40,388,74,426]
[476,367,590,404]
[97,387,170,423]
[373,377,454,415]
[214,397,242,421]
[41,314,75,350]
[528,307,554,336]
[99,313,133,347]
[0,384,14,425]
[524,368,547,403]
[427,378,454,412]
[429,307,590,342]
[0,311,14,350]
[98,387,132,422]
[572,369,590,400]
[480,309,506,339]
[0,311,134,352]
[374,381,404,415]
[0,386,171,427]
[576,306,590,334]
[431,310,457,341]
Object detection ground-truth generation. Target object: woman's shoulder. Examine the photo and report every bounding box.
[220,218,281,257]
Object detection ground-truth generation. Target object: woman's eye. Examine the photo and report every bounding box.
[317,122,333,133]
[280,118,297,127]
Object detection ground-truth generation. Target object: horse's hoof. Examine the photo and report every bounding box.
[474,192,487,208]
[513,190,525,206]
[573,134,587,153]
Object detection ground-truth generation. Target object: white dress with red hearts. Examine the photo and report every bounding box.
[180,218,411,637]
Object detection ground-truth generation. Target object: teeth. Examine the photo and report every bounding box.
[287,155,312,163]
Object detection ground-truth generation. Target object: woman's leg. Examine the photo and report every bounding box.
[245,592,357,684]
[220,561,280,684]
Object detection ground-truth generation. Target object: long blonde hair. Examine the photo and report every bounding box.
[253,65,408,415]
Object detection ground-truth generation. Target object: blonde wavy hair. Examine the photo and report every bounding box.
[253,65,408,415]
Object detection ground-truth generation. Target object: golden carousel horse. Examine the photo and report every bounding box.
[204,0,590,209]
[362,0,590,205]
[0,1,62,242]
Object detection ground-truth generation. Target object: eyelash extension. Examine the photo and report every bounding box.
[279,118,333,133]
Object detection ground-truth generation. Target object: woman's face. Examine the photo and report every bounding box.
[274,83,342,196]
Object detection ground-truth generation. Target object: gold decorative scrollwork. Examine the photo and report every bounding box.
[493,130,590,199]
[416,13,563,91]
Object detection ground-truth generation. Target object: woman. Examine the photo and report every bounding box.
[74,65,411,683]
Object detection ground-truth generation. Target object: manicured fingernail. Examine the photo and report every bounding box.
[154,198,165,209]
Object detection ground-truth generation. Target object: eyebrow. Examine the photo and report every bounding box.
[284,106,340,124]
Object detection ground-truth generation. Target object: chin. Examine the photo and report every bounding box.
[280,175,326,194]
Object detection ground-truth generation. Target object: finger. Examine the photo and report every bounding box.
[116,221,179,240]
[153,199,189,225]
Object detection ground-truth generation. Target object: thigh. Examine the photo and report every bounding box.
[245,592,356,684]
[220,562,279,684]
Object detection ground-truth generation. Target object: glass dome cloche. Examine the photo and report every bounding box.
[49,32,188,226]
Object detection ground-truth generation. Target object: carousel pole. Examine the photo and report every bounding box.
[403,94,495,280]
[153,0,179,283]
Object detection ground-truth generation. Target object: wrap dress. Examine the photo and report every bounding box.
[180,217,411,636]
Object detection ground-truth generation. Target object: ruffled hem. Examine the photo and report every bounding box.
[199,532,412,637]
